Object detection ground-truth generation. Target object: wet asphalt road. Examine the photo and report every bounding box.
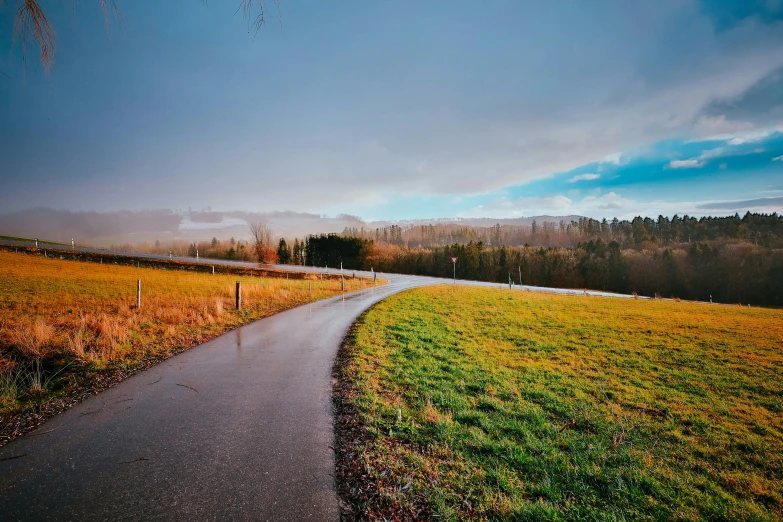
[0,276,431,521]
[0,240,642,521]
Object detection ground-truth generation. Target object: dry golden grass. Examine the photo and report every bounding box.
[0,250,375,415]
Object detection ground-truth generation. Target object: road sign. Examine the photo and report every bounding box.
[451,257,458,263]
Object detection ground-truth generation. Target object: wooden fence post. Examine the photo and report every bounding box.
[236,281,242,310]
[137,279,142,309]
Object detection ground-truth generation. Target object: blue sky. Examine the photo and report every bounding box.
[1,0,783,221]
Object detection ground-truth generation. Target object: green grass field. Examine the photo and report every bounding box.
[335,285,783,521]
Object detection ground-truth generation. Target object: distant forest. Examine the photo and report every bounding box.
[342,213,783,250]
[125,213,783,306]
[313,213,783,306]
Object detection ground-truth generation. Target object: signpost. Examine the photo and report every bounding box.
[451,257,458,284]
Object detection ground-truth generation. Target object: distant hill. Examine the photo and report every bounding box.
[367,216,584,229]
[0,207,583,246]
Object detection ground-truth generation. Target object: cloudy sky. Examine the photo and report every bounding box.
[1,0,783,221]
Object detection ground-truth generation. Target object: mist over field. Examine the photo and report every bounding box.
[0,207,583,246]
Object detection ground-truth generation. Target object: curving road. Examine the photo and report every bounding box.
[0,240,643,521]
[0,239,639,299]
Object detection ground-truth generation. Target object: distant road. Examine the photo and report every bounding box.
[0,238,638,299]
[0,239,643,520]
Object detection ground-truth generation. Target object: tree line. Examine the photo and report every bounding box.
[336,213,783,305]
[116,237,255,262]
[342,213,783,250]
[363,239,783,305]
[128,213,783,305]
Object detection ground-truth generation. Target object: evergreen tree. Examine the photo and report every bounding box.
[277,239,292,264]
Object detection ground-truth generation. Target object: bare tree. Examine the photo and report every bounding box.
[3,0,268,72]
[248,221,275,264]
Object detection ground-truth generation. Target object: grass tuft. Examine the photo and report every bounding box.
[10,318,55,360]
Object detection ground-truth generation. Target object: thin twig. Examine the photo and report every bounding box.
[0,453,27,461]
[24,427,58,438]
[118,457,149,464]
[175,383,201,395]
[558,419,577,433]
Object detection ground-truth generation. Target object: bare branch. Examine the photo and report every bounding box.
[248,221,275,263]
[5,1,268,75]
[7,0,122,73]
[14,0,57,71]
[98,0,124,36]
[239,0,265,35]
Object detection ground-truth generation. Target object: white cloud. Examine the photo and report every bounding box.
[567,173,600,183]
[726,127,783,145]
[698,147,726,160]
[691,115,756,140]
[669,159,704,168]
[603,153,622,165]
[457,189,783,221]
[774,155,783,161]
[579,192,636,212]
[460,194,573,218]
[460,191,638,219]
[670,143,772,170]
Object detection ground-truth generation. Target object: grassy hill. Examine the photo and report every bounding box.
[335,285,783,521]
[0,235,70,246]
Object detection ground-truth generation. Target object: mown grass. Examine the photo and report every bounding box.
[0,235,69,246]
[337,285,783,521]
[0,250,375,420]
